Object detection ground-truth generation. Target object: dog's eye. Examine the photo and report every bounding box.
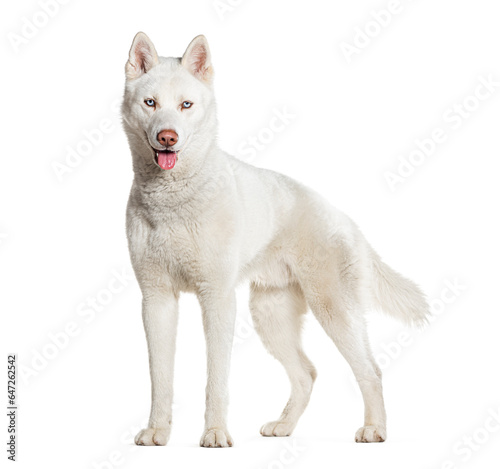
[145,99,156,107]
[181,101,193,109]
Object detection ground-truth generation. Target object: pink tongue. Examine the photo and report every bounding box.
[157,151,177,170]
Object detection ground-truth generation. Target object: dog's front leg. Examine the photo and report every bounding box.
[135,291,179,446]
[198,289,237,447]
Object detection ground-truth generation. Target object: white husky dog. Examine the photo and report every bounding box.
[122,32,429,448]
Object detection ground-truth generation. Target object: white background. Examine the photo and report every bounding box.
[1,0,500,468]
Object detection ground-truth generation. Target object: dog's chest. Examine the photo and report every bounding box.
[146,217,203,286]
[133,198,238,291]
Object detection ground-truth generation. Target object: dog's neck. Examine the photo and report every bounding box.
[129,135,230,213]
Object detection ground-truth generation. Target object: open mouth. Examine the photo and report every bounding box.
[153,149,178,170]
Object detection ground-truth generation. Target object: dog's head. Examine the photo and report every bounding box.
[122,33,217,172]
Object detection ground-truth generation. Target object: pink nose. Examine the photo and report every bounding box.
[157,129,178,147]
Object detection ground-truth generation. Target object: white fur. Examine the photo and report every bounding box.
[122,32,430,448]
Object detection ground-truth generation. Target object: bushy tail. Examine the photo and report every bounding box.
[370,251,430,327]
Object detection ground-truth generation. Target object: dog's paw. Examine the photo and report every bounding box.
[355,425,386,443]
[134,427,170,446]
[199,427,234,448]
[260,420,295,437]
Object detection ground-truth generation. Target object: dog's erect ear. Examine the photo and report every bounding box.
[181,35,213,84]
[125,32,159,80]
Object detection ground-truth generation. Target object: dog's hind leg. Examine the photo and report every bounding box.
[306,282,387,442]
[249,283,317,437]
